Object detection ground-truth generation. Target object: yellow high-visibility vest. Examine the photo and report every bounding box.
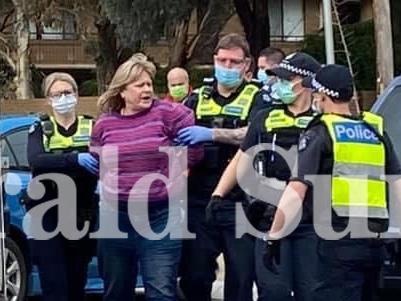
[43,116,92,152]
[264,109,315,131]
[195,84,259,121]
[321,112,388,219]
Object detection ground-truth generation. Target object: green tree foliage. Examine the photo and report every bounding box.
[100,0,194,49]
[303,20,376,90]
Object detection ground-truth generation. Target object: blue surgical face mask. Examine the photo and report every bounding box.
[214,65,242,88]
[257,69,271,84]
[51,94,77,114]
[273,79,297,104]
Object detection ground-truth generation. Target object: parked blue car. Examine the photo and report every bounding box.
[0,114,144,300]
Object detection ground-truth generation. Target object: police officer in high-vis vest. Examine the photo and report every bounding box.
[268,65,401,301]
[178,33,270,301]
[27,72,98,301]
[212,52,322,301]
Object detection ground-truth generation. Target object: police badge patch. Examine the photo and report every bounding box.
[28,123,37,134]
[298,135,309,151]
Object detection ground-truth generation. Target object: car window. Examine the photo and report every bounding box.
[6,129,30,168]
[376,86,401,161]
[1,138,17,168]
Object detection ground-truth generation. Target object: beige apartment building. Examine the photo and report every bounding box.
[24,0,373,72]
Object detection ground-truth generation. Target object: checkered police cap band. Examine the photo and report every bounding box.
[312,78,340,98]
[279,62,316,77]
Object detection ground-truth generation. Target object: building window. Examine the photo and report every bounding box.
[268,0,305,41]
[29,13,76,40]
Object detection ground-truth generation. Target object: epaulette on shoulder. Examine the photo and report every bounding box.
[202,77,214,86]
[28,121,40,134]
[38,112,50,121]
[81,114,94,119]
[248,79,263,88]
[305,114,324,130]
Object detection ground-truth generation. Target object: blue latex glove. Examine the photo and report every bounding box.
[176,126,213,145]
[77,153,99,175]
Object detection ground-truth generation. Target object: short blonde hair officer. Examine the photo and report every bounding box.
[27,72,98,301]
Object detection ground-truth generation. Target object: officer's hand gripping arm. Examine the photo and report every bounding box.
[175,126,213,145]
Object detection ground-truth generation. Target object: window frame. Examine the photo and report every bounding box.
[269,0,305,42]
[1,126,31,171]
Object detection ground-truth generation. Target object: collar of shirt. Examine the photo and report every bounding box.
[56,117,78,137]
[211,79,247,106]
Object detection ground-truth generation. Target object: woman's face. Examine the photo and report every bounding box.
[121,71,154,113]
[48,80,78,115]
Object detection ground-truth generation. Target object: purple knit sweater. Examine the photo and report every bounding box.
[90,99,203,203]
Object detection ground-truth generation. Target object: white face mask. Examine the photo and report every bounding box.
[51,94,77,114]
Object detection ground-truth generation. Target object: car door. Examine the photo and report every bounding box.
[1,127,32,229]
[371,76,401,289]
[371,77,401,161]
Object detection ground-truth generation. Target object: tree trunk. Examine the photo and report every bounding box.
[233,0,253,42]
[234,0,270,59]
[250,0,270,59]
[372,0,394,90]
[390,0,401,76]
[187,0,234,65]
[168,17,190,68]
[95,16,118,95]
[13,0,33,100]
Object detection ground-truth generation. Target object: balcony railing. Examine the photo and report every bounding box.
[29,39,95,69]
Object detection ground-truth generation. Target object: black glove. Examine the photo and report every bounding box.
[246,199,268,229]
[263,240,281,275]
[205,195,223,225]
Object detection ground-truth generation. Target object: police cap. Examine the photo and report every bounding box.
[271,52,321,80]
[302,64,353,102]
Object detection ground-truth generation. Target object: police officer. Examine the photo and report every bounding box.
[212,52,321,301]
[27,72,98,301]
[268,64,401,301]
[177,33,270,301]
[256,47,285,86]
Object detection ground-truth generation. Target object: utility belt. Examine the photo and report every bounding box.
[196,116,248,130]
[201,142,238,170]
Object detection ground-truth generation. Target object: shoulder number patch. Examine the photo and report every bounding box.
[298,135,309,151]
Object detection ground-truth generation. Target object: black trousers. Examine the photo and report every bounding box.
[255,224,318,301]
[28,206,96,301]
[30,235,93,301]
[180,203,255,301]
[313,238,384,301]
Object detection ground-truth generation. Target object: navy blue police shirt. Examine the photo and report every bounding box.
[291,114,401,227]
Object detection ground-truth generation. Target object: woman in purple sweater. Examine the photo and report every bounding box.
[91,53,202,300]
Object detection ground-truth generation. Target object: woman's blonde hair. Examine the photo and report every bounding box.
[42,72,78,97]
[98,53,156,113]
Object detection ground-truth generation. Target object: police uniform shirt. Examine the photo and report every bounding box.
[184,80,269,201]
[292,114,401,226]
[241,105,314,180]
[185,80,271,122]
[29,118,81,172]
[27,117,98,211]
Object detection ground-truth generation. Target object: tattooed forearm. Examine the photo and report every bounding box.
[212,127,248,145]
